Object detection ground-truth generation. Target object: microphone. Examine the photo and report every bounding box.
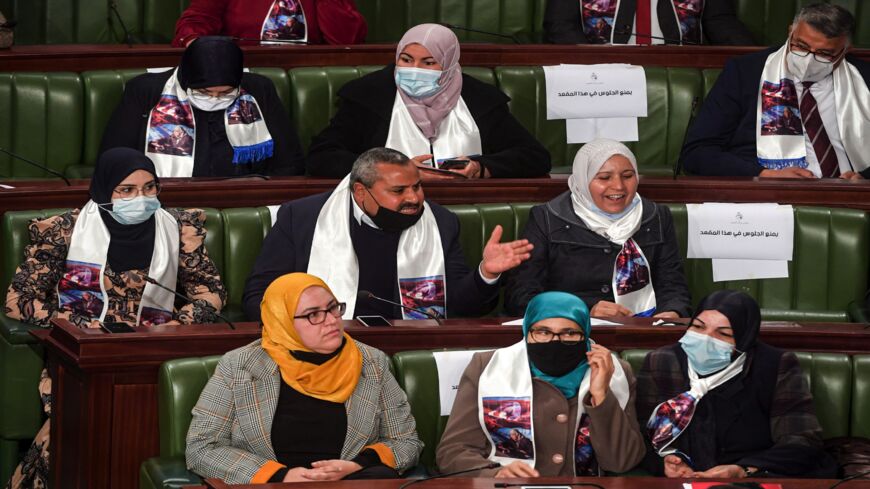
[108,1,137,47]
[142,275,236,329]
[397,462,500,489]
[0,147,71,185]
[232,36,308,45]
[439,23,520,44]
[614,27,699,45]
[356,290,443,325]
[674,96,700,179]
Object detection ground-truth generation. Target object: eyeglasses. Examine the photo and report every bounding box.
[789,42,845,64]
[293,302,346,325]
[113,181,161,201]
[528,328,585,345]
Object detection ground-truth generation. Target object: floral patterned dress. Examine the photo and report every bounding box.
[4,207,227,489]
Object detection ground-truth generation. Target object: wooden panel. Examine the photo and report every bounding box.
[3,44,870,72]
[111,383,159,489]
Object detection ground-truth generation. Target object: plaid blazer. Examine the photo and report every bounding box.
[185,339,422,484]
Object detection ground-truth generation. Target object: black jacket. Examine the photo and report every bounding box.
[504,192,691,317]
[636,343,837,477]
[306,65,551,178]
[100,70,305,176]
[681,48,870,177]
[241,190,499,321]
[544,0,755,45]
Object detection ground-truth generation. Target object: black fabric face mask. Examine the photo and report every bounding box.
[527,341,588,376]
[365,188,423,233]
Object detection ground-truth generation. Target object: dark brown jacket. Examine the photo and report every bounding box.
[436,350,645,476]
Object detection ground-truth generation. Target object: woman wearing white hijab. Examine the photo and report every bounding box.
[504,138,691,319]
[306,23,551,180]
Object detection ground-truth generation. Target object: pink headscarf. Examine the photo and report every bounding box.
[395,23,463,141]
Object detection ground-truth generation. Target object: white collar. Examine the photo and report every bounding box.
[351,194,380,229]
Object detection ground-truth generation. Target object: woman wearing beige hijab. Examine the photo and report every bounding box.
[307,23,551,179]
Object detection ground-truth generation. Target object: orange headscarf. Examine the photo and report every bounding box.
[260,273,363,403]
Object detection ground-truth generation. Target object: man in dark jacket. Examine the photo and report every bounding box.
[544,0,755,45]
[681,4,870,179]
[243,147,534,321]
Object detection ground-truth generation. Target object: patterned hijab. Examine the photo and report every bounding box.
[260,273,362,403]
[394,23,463,140]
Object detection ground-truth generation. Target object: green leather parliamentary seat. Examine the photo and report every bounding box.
[734,0,870,47]
[140,355,219,489]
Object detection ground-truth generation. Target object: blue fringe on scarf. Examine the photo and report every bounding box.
[232,139,274,164]
[757,157,808,170]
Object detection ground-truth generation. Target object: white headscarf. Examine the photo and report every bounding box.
[568,138,643,245]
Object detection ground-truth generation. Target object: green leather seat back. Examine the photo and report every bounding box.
[391,348,495,471]
[357,0,545,43]
[81,69,149,167]
[620,349,852,439]
[494,66,702,175]
[220,207,272,308]
[0,73,83,178]
[734,1,869,48]
[701,69,723,98]
[249,67,291,114]
[158,355,221,457]
[852,355,870,438]
[139,0,192,44]
[666,204,869,322]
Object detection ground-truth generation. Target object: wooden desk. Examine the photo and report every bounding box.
[0,44,775,72]
[37,317,870,488]
[190,476,870,489]
[4,176,870,217]
[4,43,870,73]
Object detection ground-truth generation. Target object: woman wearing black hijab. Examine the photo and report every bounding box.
[100,36,305,177]
[4,147,228,488]
[635,290,837,480]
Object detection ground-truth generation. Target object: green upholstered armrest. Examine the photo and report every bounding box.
[0,313,42,345]
[139,456,202,489]
[760,309,851,323]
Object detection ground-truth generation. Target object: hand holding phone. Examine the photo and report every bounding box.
[439,159,469,171]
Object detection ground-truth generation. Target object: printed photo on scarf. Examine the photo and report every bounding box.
[615,240,651,295]
[761,80,803,136]
[227,94,263,125]
[147,95,194,156]
[262,0,306,40]
[649,391,698,450]
[674,0,703,42]
[141,306,173,326]
[58,261,104,317]
[482,397,534,460]
[399,275,445,319]
[581,0,617,43]
[574,414,595,471]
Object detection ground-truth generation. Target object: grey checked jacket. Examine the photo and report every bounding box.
[185,339,423,484]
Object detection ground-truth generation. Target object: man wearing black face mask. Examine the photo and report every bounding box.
[242,147,534,321]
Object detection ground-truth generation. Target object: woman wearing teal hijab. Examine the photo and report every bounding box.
[436,292,645,478]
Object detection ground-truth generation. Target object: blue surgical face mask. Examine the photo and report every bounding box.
[679,329,734,375]
[395,67,443,98]
[106,196,161,225]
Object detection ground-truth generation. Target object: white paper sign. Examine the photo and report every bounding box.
[712,258,789,282]
[432,350,492,416]
[543,64,648,120]
[686,203,794,261]
[566,117,639,144]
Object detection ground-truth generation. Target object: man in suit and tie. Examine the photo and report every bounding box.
[681,3,870,180]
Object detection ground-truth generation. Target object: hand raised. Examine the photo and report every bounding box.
[480,225,534,279]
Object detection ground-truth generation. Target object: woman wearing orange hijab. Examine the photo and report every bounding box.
[186,273,422,484]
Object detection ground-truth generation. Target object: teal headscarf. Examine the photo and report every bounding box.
[522,291,592,398]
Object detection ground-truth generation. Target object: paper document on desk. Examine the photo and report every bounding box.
[501,318,622,326]
[432,349,492,415]
[686,203,793,281]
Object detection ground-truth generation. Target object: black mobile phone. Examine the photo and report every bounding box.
[356,315,392,327]
[100,322,137,334]
[439,159,469,170]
